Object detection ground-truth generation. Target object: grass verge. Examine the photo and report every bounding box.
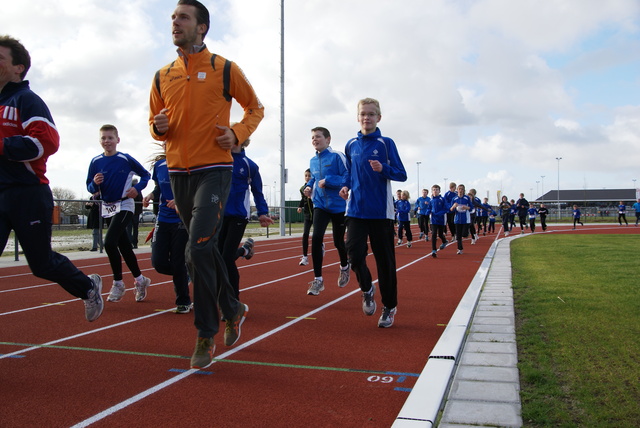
[512,234,640,426]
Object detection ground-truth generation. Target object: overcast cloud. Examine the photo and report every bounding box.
[3,0,639,206]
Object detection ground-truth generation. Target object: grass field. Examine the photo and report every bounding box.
[512,235,640,426]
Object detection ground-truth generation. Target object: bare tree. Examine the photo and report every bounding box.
[51,187,82,216]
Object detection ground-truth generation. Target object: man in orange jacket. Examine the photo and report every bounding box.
[149,0,264,370]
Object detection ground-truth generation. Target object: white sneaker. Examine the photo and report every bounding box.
[299,255,309,266]
[397,239,402,246]
[338,264,351,288]
[378,306,397,328]
[107,281,125,302]
[134,276,151,302]
[307,279,324,296]
[362,284,376,316]
[84,274,104,322]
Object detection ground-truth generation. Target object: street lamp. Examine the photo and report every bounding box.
[416,161,422,195]
[556,157,562,221]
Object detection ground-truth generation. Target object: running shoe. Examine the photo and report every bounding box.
[407,241,412,248]
[242,238,255,260]
[439,243,446,250]
[431,251,437,258]
[337,264,351,288]
[362,284,376,316]
[378,306,397,328]
[134,276,151,302]
[84,274,104,322]
[307,278,325,296]
[397,239,402,246]
[190,337,215,369]
[457,249,463,255]
[299,255,309,266]
[176,303,193,314]
[419,232,424,240]
[107,280,126,302]
[224,303,248,346]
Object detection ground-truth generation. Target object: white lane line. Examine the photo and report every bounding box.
[0,309,174,360]
[69,253,433,427]
[0,279,174,317]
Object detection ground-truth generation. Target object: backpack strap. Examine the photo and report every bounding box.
[211,54,232,102]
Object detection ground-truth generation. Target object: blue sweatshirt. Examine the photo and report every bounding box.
[429,195,448,225]
[306,146,348,214]
[87,151,150,214]
[151,158,180,224]
[452,194,472,224]
[225,149,269,220]
[415,196,431,216]
[344,128,407,219]
[396,199,412,222]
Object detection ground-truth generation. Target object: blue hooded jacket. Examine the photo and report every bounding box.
[306,146,348,214]
[344,128,407,219]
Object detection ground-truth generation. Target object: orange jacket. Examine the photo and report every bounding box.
[149,47,264,173]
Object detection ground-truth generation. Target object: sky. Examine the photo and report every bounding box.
[3,0,640,207]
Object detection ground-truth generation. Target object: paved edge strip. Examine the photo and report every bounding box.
[393,236,523,427]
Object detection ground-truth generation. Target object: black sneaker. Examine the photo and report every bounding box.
[242,238,255,260]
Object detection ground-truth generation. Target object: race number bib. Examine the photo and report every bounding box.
[101,201,121,218]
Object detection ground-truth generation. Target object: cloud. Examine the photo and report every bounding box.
[2,0,639,203]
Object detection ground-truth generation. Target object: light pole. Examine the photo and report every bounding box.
[416,161,422,195]
[556,157,562,221]
[541,175,545,200]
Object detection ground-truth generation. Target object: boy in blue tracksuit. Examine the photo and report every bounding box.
[144,151,192,313]
[429,184,448,258]
[415,189,431,241]
[396,190,413,246]
[572,205,584,229]
[450,184,472,255]
[219,138,273,299]
[305,127,350,296]
[340,98,407,328]
[528,204,539,233]
[444,182,457,238]
[87,124,151,303]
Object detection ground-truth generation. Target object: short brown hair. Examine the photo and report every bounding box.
[311,127,331,138]
[100,124,119,138]
[0,35,31,80]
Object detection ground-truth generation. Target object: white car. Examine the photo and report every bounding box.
[139,211,156,223]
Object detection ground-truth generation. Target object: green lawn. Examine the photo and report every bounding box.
[512,235,640,426]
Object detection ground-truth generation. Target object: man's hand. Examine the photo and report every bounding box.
[154,108,169,134]
[216,125,238,150]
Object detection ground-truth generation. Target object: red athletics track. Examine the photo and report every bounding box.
[1,223,635,427]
